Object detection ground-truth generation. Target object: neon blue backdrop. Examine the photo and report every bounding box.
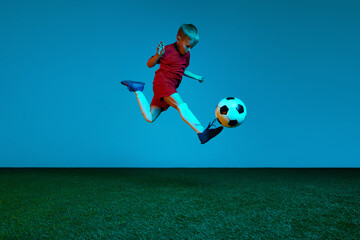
[1,0,359,167]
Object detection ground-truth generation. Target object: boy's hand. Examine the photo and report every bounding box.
[198,76,204,83]
[157,41,165,58]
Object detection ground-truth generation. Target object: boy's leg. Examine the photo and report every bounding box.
[163,93,205,133]
[135,91,162,123]
[121,81,161,122]
[150,105,162,122]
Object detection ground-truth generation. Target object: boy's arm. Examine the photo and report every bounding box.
[147,41,165,68]
[184,69,204,83]
[147,54,160,68]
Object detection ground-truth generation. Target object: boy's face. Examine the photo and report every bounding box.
[176,36,196,55]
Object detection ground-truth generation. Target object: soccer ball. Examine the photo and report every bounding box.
[215,97,247,128]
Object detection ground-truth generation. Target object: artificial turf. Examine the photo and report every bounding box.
[0,168,359,239]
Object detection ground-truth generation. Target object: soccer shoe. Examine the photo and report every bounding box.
[197,119,224,144]
[121,80,145,92]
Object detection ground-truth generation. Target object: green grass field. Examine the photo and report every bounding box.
[0,168,359,239]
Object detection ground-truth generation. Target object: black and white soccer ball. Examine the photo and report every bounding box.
[215,97,247,128]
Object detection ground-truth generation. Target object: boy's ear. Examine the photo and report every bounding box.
[176,35,181,42]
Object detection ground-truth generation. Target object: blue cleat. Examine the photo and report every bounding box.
[121,80,145,92]
[197,119,224,144]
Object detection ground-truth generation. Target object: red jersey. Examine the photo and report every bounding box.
[154,43,190,89]
[150,43,190,111]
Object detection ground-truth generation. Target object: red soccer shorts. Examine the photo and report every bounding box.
[151,80,178,111]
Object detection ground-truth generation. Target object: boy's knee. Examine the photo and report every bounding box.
[144,115,154,123]
[147,117,158,123]
[145,118,153,123]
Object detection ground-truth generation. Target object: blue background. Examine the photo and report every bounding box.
[1,0,359,167]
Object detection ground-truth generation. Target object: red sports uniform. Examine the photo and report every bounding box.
[151,43,190,111]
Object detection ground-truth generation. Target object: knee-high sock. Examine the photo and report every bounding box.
[177,103,205,133]
[135,91,152,122]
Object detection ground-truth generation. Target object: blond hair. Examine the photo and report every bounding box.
[177,24,199,45]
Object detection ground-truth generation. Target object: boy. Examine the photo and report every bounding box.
[121,24,223,144]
